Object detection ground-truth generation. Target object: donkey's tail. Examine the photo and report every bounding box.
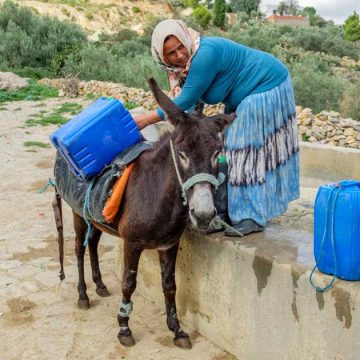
[52,188,65,281]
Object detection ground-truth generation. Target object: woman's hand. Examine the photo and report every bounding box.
[133,111,161,130]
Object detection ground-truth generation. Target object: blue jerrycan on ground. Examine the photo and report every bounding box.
[311,180,360,291]
[50,97,141,179]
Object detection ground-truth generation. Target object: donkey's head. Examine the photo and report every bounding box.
[148,78,235,231]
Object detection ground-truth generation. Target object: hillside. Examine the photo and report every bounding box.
[1,0,172,37]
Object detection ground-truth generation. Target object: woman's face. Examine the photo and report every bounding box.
[163,35,190,68]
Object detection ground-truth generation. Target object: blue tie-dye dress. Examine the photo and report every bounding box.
[156,37,299,226]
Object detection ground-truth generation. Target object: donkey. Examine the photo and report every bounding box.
[52,78,235,349]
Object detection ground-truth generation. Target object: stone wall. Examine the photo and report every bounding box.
[297,107,360,149]
[39,78,360,149]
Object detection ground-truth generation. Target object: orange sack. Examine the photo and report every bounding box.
[102,162,135,222]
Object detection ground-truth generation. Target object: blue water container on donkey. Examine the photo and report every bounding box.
[311,180,360,290]
[50,97,141,179]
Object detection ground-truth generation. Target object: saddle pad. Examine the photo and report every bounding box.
[54,141,152,224]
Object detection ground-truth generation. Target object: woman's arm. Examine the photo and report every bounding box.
[157,44,219,119]
[133,110,161,130]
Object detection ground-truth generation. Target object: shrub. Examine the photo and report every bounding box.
[111,39,149,59]
[290,27,360,60]
[132,6,141,13]
[192,6,212,29]
[98,29,139,43]
[63,44,168,89]
[0,0,87,69]
[341,81,360,120]
[290,56,345,113]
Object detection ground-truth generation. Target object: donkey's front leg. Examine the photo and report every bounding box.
[159,244,192,349]
[117,241,142,347]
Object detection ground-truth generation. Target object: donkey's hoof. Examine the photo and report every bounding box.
[77,298,90,310]
[96,287,110,297]
[174,336,192,349]
[118,335,135,347]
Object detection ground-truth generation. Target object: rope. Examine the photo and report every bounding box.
[82,177,97,247]
[309,185,342,292]
[169,139,243,236]
[37,178,56,193]
[212,217,244,237]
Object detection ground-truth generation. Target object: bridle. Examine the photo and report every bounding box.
[169,139,225,206]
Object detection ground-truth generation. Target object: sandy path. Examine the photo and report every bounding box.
[0,98,233,360]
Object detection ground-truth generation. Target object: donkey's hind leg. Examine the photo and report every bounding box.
[88,227,110,297]
[117,241,143,347]
[73,212,90,309]
[158,243,192,349]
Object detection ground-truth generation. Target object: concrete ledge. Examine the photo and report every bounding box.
[115,226,360,359]
[300,142,360,180]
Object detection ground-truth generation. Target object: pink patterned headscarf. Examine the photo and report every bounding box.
[151,19,200,98]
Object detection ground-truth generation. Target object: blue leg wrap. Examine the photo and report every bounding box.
[119,300,133,317]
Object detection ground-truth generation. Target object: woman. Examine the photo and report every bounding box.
[134,19,299,236]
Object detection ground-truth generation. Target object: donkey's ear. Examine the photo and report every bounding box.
[148,78,185,126]
[210,113,236,132]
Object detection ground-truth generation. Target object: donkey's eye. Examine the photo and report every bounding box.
[211,150,222,168]
[178,151,187,160]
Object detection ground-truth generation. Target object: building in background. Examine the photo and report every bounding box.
[262,3,310,27]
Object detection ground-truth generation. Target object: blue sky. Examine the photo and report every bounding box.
[260,0,360,24]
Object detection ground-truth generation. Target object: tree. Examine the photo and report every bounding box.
[344,12,360,42]
[213,0,226,27]
[230,0,260,15]
[301,6,327,27]
[277,0,299,15]
[302,6,316,16]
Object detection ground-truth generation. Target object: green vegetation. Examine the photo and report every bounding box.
[54,102,83,114]
[212,0,226,28]
[124,101,140,110]
[26,114,68,127]
[25,102,82,126]
[0,0,359,119]
[302,134,310,142]
[86,93,96,100]
[0,0,86,70]
[344,12,360,41]
[0,80,58,104]
[192,6,212,28]
[229,0,260,15]
[23,141,51,148]
[132,6,141,13]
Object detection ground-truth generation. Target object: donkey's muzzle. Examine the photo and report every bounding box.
[188,183,217,230]
[190,207,217,230]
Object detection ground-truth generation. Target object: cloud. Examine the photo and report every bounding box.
[260,0,360,24]
[300,0,360,23]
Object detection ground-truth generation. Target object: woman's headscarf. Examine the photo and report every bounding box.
[151,19,200,98]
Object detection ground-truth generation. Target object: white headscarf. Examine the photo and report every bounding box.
[151,19,200,97]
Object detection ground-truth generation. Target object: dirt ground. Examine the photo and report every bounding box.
[0,97,235,360]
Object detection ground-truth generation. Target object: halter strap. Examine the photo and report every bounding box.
[169,139,225,205]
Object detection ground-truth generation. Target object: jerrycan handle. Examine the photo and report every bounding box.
[336,179,360,188]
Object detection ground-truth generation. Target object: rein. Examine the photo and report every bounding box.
[169,139,225,206]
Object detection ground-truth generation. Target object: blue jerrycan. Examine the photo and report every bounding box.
[311,180,360,290]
